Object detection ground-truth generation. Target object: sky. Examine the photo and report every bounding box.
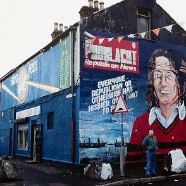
[0,0,186,78]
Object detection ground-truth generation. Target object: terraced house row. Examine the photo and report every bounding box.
[0,0,186,165]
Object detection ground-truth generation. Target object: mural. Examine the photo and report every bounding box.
[79,29,186,163]
[127,48,186,162]
[1,35,71,110]
[79,30,144,163]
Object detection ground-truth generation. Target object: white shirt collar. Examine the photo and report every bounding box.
[149,102,186,129]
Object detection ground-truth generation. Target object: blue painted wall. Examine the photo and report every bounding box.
[1,35,71,110]
[0,109,14,157]
[13,89,73,162]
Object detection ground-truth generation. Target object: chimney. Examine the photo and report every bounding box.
[99,1,104,10]
[88,0,93,8]
[94,0,99,10]
[59,23,63,32]
[54,22,58,31]
[51,22,63,41]
[79,0,102,20]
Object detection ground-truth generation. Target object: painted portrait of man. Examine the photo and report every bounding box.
[126,48,186,162]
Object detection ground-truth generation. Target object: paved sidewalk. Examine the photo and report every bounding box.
[103,161,186,186]
[1,158,186,186]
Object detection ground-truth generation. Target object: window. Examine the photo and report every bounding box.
[17,124,28,150]
[137,8,151,39]
[47,112,54,130]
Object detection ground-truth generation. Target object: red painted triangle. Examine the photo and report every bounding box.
[113,94,128,114]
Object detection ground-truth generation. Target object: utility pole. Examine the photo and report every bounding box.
[112,93,128,177]
[120,113,125,176]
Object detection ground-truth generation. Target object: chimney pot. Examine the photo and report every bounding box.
[54,22,58,31]
[94,0,99,9]
[88,0,93,8]
[99,1,104,10]
[59,23,63,31]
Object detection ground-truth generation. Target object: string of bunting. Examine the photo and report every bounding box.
[88,21,186,44]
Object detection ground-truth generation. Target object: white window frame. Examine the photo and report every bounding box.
[17,124,28,150]
[137,8,151,39]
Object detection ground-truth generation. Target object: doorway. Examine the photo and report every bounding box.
[32,123,42,162]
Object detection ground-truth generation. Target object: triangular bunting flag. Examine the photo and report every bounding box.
[164,25,173,32]
[140,32,146,38]
[99,38,104,44]
[118,36,124,42]
[152,28,160,36]
[108,37,114,42]
[90,38,95,44]
[83,21,186,47]
[83,31,96,39]
[128,34,135,38]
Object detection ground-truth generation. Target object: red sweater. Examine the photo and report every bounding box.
[126,112,186,163]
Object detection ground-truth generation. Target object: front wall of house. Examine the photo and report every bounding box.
[79,29,186,163]
[0,87,73,162]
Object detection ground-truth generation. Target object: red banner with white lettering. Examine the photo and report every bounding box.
[84,36,139,73]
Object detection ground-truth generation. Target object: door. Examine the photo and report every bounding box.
[32,124,42,162]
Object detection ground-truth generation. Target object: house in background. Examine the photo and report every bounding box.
[0,0,186,165]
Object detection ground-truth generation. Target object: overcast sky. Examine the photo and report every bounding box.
[0,0,186,78]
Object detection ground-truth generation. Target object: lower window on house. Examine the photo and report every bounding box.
[17,124,28,150]
[47,111,54,130]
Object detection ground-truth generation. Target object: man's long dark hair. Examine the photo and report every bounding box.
[146,48,186,111]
